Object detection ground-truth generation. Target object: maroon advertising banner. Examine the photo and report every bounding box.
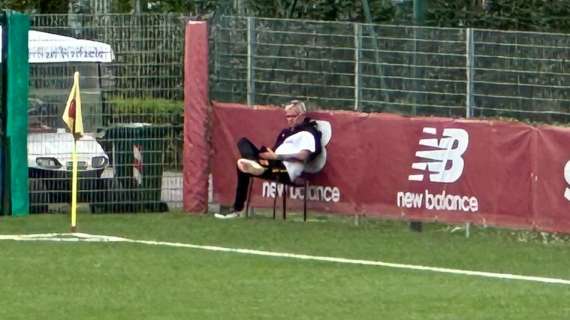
[209,102,570,233]
[533,127,570,232]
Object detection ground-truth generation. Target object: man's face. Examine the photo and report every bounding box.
[285,105,303,127]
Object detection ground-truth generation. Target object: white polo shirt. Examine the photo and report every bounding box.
[274,131,316,181]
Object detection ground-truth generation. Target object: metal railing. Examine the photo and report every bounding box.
[24,13,570,214]
[212,16,570,124]
[28,13,186,213]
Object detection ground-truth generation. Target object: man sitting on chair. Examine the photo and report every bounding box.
[215,100,322,219]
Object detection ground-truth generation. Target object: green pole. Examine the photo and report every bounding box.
[410,0,426,231]
[411,0,428,115]
[413,0,427,25]
[2,10,30,216]
[361,0,373,23]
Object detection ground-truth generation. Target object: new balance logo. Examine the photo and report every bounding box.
[408,127,469,183]
[564,161,570,201]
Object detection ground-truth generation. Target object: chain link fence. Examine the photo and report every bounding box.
[28,13,187,213]
[24,13,570,214]
[212,16,570,123]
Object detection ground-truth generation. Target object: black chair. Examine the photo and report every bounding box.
[245,120,331,221]
[245,173,309,221]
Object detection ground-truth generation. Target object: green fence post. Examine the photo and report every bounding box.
[0,14,4,215]
[246,16,256,107]
[2,10,30,216]
[410,0,427,231]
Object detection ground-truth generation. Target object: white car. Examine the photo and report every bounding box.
[28,128,110,212]
[28,130,109,175]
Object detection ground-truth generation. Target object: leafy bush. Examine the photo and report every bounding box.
[104,98,184,170]
[107,98,184,125]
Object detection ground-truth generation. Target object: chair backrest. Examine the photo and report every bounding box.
[304,120,332,174]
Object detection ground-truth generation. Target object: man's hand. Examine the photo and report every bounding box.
[259,148,277,160]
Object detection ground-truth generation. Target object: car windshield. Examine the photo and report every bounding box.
[29,62,107,133]
[28,97,58,133]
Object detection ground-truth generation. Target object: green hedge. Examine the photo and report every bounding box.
[104,98,184,170]
[108,98,184,125]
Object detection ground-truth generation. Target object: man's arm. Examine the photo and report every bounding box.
[259,149,311,162]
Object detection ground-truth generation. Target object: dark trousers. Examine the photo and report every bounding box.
[233,137,291,211]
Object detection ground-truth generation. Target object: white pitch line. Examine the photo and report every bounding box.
[1,233,569,286]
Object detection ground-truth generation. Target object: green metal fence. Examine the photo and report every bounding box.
[23,13,570,214]
[212,16,570,124]
[28,13,186,213]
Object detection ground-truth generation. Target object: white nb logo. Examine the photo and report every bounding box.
[408,127,469,183]
[564,161,570,201]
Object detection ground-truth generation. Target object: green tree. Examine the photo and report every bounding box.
[0,0,36,13]
[4,0,570,34]
[0,0,67,13]
[427,0,570,33]
[40,0,68,13]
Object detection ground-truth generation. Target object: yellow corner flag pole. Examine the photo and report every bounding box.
[62,71,84,232]
[71,137,78,231]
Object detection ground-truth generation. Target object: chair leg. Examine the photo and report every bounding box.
[303,180,308,222]
[245,178,253,218]
[282,184,287,220]
[272,182,278,219]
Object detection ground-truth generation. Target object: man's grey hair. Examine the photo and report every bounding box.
[286,99,306,114]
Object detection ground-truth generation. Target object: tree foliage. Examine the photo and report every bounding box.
[427,0,570,33]
[237,0,408,23]
[0,0,68,13]
[2,0,570,33]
